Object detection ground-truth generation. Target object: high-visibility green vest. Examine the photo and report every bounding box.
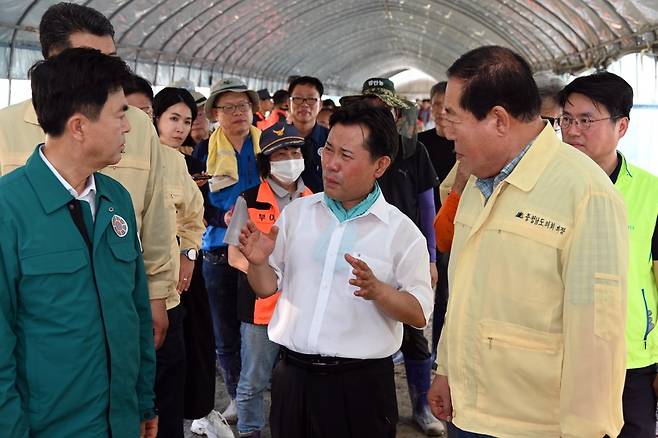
[616,153,658,369]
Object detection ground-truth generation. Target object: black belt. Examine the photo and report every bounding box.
[280,347,391,373]
[204,246,227,256]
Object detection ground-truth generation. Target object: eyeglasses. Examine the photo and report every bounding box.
[213,101,251,114]
[557,115,621,131]
[290,96,320,105]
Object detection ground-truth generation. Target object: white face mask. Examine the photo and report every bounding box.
[270,158,305,185]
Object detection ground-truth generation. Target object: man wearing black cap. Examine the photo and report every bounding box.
[342,77,443,436]
[224,123,312,438]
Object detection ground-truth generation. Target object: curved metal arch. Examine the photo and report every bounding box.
[297,30,458,80]
[230,4,493,79]
[8,0,39,90]
[188,0,286,75]
[116,0,171,45]
[313,46,450,85]
[171,0,267,58]
[577,0,627,39]
[228,0,533,73]
[330,49,448,86]
[512,0,590,51]
[555,0,617,47]
[479,1,567,63]
[600,0,634,34]
[430,0,541,61]
[192,0,290,61]
[262,20,469,79]
[498,0,576,59]
[132,0,200,48]
[233,7,470,78]
[430,1,543,64]
[220,0,327,68]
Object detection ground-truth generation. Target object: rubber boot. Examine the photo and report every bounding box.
[405,357,446,436]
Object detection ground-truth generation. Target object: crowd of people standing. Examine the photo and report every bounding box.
[0,3,656,438]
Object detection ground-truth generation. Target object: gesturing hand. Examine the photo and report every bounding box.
[238,220,278,266]
[345,254,385,300]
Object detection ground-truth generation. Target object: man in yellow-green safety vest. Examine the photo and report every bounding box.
[560,71,658,438]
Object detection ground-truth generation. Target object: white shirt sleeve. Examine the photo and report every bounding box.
[396,233,434,329]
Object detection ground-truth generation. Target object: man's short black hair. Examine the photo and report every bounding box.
[152,87,198,131]
[39,3,115,58]
[272,90,289,106]
[430,81,447,99]
[447,46,540,122]
[558,72,633,119]
[30,48,131,137]
[329,102,399,161]
[123,74,154,102]
[288,76,324,97]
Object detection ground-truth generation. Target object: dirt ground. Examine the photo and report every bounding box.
[184,323,443,438]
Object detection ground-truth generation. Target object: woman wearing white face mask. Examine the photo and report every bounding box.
[223,123,312,438]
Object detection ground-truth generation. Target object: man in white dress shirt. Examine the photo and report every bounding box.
[238,103,434,438]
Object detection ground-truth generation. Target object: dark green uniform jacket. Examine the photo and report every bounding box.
[0,146,156,437]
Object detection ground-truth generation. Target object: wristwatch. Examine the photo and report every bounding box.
[181,248,198,261]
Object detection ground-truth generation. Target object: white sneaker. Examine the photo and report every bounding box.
[190,416,209,435]
[221,399,238,424]
[205,410,234,438]
[191,410,234,438]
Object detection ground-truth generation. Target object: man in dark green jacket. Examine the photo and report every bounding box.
[0,48,157,437]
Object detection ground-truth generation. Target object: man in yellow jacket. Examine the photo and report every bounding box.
[428,46,628,438]
[0,3,175,348]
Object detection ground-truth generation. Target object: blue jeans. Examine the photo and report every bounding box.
[237,323,280,434]
[202,250,241,399]
[447,422,494,438]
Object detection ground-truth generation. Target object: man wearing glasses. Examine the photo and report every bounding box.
[287,76,329,193]
[559,72,658,438]
[201,78,262,423]
[428,46,628,438]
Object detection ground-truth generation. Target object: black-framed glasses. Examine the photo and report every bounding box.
[213,101,251,114]
[290,96,320,105]
[557,115,622,131]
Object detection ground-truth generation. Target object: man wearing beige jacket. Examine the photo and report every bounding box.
[428,46,628,438]
[0,3,175,348]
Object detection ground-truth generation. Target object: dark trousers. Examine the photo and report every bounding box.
[401,324,431,361]
[202,248,241,399]
[432,252,450,356]
[155,305,186,438]
[619,364,657,438]
[181,256,216,419]
[447,422,494,437]
[270,351,398,438]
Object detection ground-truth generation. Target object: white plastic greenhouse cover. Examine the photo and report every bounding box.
[1,0,657,94]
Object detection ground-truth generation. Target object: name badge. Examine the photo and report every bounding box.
[112,214,129,238]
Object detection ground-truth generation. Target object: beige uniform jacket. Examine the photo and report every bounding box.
[160,146,205,309]
[0,99,176,303]
[437,125,628,438]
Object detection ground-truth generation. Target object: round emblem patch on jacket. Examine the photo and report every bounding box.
[111,214,129,237]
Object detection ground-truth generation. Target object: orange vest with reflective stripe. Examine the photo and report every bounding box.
[240,180,312,324]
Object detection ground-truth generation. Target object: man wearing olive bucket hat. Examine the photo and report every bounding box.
[201,77,262,424]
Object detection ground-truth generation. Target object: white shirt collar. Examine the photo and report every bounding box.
[39,145,97,217]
